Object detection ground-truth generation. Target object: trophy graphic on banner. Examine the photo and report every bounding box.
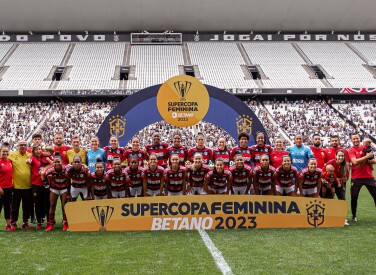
[91,206,114,231]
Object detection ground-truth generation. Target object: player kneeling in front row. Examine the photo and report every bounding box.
[229,154,252,195]
[164,154,187,196]
[252,154,276,195]
[205,159,232,194]
[45,153,70,231]
[321,164,341,199]
[186,153,210,195]
[91,158,110,200]
[106,157,129,198]
[66,156,91,201]
[298,158,322,198]
[275,155,298,196]
[124,156,144,197]
[143,154,164,196]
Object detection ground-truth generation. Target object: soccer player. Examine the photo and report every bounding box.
[250,132,273,167]
[310,133,327,169]
[212,137,231,169]
[286,134,314,172]
[164,154,187,196]
[124,156,144,197]
[45,153,70,231]
[106,157,129,198]
[230,132,253,167]
[67,136,87,164]
[87,136,106,173]
[325,150,349,200]
[90,158,110,200]
[145,131,169,168]
[326,135,350,162]
[124,137,147,167]
[166,131,188,166]
[321,164,341,199]
[297,158,322,198]
[252,154,276,195]
[275,155,299,196]
[26,144,51,230]
[188,133,213,165]
[143,154,165,196]
[204,159,232,195]
[229,154,253,195]
[8,140,32,230]
[348,133,376,222]
[103,136,125,170]
[0,145,14,231]
[270,138,289,169]
[186,153,210,195]
[53,132,71,165]
[66,155,90,201]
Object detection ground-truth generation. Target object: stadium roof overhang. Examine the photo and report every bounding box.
[0,0,375,33]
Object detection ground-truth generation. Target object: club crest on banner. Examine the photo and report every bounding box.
[236,115,253,136]
[109,115,126,138]
[306,200,325,227]
[91,206,114,231]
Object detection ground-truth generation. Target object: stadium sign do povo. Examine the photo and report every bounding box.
[65,196,347,231]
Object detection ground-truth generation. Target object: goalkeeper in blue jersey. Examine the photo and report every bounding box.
[286,134,314,172]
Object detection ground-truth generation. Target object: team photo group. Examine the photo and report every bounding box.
[0,128,375,232]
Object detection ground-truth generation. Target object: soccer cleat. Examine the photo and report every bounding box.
[45,223,54,231]
[62,223,69,231]
[344,219,349,226]
[21,222,32,229]
[4,225,12,231]
[36,223,43,230]
[50,219,56,225]
[352,216,357,222]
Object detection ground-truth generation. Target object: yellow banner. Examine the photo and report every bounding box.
[65,195,348,232]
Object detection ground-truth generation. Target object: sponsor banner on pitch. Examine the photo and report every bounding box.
[65,195,347,232]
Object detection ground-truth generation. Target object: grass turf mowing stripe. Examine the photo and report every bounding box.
[199,230,233,275]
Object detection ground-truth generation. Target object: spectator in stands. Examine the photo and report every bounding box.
[348,133,376,222]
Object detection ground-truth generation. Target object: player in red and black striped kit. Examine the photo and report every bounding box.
[250,132,273,167]
[106,157,129,198]
[143,154,164,196]
[297,158,322,198]
[45,153,70,231]
[205,159,232,194]
[124,137,147,167]
[212,137,231,169]
[124,156,144,197]
[90,158,109,200]
[275,155,299,196]
[103,136,125,170]
[166,131,188,166]
[66,155,90,201]
[164,155,187,196]
[186,153,210,195]
[252,154,276,195]
[188,133,213,165]
[230,132,253,167]
[145,132,169,168]
[229,154,253,195]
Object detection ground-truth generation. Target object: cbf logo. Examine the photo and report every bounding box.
[174,81,192,101]
[306,200,325,227]
[109,115,126,138]
[236,114,253,136]
[91,206,114,231]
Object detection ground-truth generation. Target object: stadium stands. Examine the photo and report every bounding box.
[242,43,325,88]
[57,43,125,89]
[297,42,376,87]
[127,45,183,89]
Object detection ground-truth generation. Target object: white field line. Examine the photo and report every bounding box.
[198,230,233,275]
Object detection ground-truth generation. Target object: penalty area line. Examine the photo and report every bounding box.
[198,230,233,275]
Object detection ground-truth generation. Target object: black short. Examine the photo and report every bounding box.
[351,178,376,186]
